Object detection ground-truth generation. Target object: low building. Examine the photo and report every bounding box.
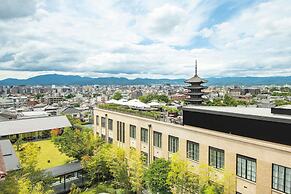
[94,106,291,194]
[0,116,71,140]
[0,139,20,180]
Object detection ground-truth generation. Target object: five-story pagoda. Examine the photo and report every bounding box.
[184,60,207,105]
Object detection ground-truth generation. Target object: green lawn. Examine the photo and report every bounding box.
[16,139,72,169]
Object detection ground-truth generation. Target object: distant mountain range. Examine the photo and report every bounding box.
[0,74,291,86]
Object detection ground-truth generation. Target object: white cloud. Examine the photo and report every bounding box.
[0,0,291,80]
[0,0,39,19]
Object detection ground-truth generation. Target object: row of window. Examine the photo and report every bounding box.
[96,115,291,194]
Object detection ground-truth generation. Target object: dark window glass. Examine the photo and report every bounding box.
[153,131,162,148]
[108,119,113,130]
[108,137,113,144]
[141,151,149,165]
[187,141,199,161]
[236,155,256,182]
[272,164,291,194]
[96,115,99,126]
[141,128,148,143]
[101,117,106,128]
[130,125,136,139]
[117,121,125,143]
[168,135,179,153]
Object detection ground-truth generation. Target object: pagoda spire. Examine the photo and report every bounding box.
[184,59,207,105]
[195,59,198,76]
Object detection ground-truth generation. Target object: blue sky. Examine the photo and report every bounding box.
[0,0,290,79]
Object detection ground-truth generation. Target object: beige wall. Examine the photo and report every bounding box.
[94,108,291,194]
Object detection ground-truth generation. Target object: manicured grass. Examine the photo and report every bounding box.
[16,139,72,169]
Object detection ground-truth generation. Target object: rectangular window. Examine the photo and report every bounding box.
[130,125,136,139]
[209,147,224,169]
[187,141,199,161]
[101,134,106,141]
[236,155,256,182]
[117,121,125,143]
[101,117,106,128]
[168,135,179,153]
[153,131,162,148]
[141,151,149,165]
[141,128,148,143]
[108,137,113,144]
[273,164,291,194]
[153,156,159,161]
[108,119,113,130]
[96,115,99,126]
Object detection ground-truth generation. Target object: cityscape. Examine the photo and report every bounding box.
[0,1,291,194]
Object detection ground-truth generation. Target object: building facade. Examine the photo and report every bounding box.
[94,107,291,194]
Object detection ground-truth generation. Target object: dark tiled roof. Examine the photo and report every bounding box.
[61,107,81,115]
[45,162,82,177]
[184,75,207,84]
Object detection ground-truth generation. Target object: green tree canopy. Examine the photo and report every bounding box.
[167,154,199,194]
[144,158,171,194]
[139,94,170,103]
[81,144,113,184]
[112,91,123,100]
[52,127,102,160]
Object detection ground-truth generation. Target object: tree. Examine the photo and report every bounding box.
[81,144,113,184]
[19,143,39,173]
[52,127,102,160]
[112,91,123,100]
[167,154,199,194]
[0,173,19,194]
[104,145,131,191]
[18,177,53,194]
[65,93,76,99]
[198,164,224,194]
[156,94,170,103]
[144,158,171,194]
[128,148,144,193]
[69,183,82,194]
[220,170,236,194]
[17,143,54,193]
[223,95,238,106]
[139,94,170,103]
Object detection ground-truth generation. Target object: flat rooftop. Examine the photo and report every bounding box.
[183,106,291,146]
[183,106,291,124]
[0,140,20,171]
[0,116,71,136]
